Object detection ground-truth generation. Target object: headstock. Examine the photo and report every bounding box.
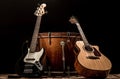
[69,16,79,24]
[34,3,47,16]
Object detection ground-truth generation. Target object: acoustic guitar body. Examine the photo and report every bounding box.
[74,41,112,78]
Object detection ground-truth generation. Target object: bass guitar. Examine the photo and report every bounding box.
[15,3,47,77]
[69,16,112,78]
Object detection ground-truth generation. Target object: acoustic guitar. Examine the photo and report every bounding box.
[69,16,112,78]
[15,3,47,77]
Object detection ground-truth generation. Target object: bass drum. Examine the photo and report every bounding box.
[38,32,81,71]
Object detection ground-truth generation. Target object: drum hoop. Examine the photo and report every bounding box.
[38,36,80,38]
[38,32,80,38]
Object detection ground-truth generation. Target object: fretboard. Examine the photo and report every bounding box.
[30,16,42,53]
[76,23,90,46]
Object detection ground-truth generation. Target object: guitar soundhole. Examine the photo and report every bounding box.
[85,45,93,51]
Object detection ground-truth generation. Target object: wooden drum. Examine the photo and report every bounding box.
[38,32,81,71]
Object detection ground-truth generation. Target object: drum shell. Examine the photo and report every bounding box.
[38,32,81,71]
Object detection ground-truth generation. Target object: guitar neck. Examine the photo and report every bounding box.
[76,23,90,46]
[30,16,42,53]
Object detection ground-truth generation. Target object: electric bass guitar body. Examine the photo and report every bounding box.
[15,48,44,77]
[74,41,112,78]
[69,16,112,78]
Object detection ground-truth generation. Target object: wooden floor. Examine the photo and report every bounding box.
[0,74,120,79]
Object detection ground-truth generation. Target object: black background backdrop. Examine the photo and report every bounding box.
[0,0,119,74]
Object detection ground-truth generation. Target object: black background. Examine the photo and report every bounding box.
[0,0,119,74]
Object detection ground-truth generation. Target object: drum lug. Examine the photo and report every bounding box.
[48,32,51,45]
[67,32,71,42]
